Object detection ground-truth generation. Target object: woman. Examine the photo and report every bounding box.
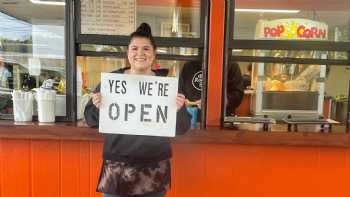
[84,23,191,197]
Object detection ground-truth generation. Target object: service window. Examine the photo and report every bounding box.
[75,0,208,128]
[0,0,67,120]
[223,0,350,132]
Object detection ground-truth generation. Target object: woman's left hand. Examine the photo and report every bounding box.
[176,93,186,111]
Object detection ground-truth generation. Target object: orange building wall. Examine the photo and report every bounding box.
[0,139,102,197]
[1,139,350,197]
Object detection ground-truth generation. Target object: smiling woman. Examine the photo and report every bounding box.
[83,22,191,197]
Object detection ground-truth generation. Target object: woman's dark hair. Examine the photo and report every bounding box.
[129,23,156,49]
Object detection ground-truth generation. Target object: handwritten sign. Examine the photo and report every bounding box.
[99,73,178,137]
[80,0,136,35]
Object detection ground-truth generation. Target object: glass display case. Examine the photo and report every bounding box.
[249,18,329,120]
[251,56,327,120]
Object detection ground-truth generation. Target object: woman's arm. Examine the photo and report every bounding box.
[175,104,191,135]
[84,84,101,128]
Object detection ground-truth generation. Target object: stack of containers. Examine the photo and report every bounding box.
[36,89,56,122]
[12,90,34,121]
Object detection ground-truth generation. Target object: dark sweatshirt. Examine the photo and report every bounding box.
[84,67,191,163]
[179,61,244,115]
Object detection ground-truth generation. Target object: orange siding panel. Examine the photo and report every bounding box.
[1,138,350,196]
[249,146,320,197]
[90,142,103,197]
[316,148,350,197]
[31,140,60,197]
[0,139,1,197]
[0,139,31,197]
[79,142,91,197]
[61,141,81,197]
[169,144,350,197]
[171,144,207,197]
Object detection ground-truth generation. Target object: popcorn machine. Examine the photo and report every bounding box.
[251,18,329,120]
[251,55,327,120]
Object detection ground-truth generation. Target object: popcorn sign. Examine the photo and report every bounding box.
[255,19,328,40]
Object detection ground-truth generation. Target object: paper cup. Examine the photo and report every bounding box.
[37,99,56,123]
[13,98,33,121]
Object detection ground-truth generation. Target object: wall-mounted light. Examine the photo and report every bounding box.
[236,9,300,13]
[29,0,65,6]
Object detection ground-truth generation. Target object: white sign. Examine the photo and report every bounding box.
[99,73,178,137]
[80,0,136,35]
[255,19,328,40]
[28,57,41,76]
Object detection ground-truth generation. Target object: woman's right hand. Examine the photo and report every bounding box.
[91,93,102,109]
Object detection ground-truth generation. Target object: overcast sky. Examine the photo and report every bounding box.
[0,12,31,41]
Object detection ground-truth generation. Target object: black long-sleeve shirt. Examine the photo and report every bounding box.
[179,61,244,115]
[84,67,191,163]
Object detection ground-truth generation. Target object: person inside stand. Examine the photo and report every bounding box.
[0,56,12,88]
[0,56,13,114]
[242,63,252,89]
[84,23,191,197]
[179,60,244,117]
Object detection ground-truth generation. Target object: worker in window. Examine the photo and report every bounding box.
[179,60,244,118]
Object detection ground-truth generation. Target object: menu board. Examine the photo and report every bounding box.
[80,0,136,35]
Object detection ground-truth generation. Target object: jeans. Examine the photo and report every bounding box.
[103,191,166,197]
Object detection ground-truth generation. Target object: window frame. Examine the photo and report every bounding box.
[0,0,72,121]
[69,0,210,128]
[223,0,350,131]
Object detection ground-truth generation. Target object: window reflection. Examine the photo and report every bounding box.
[0,1,66,118]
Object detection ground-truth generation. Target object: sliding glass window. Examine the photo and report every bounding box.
[75,0,209,128]
[223,0,350,132]
[0,0,66,120]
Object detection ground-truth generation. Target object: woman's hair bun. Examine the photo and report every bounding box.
[135,23,152,37]
[129,22,156,49]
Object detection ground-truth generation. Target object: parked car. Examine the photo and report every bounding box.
[0,59,65,119]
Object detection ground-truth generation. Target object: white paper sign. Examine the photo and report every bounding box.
[99,73,178,137]
[28,57,41,76]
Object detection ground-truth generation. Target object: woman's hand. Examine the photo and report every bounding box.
[176,93,186,111]
[91,93,102,109]
[194,99,201,109]
[185,99,201,109]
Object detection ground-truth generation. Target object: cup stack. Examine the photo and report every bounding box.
[12,90,34,122]
[36,89,56,123]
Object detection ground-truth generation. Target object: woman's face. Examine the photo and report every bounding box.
[127,37,155,73]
